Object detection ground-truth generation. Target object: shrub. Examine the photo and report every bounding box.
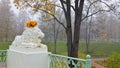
[106,52,120,68]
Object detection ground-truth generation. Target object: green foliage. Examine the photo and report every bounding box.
[43,41,67,54]
[80,41,120,57]
[106,52,120,68]
[78,52,86,59]
[44,41,120,58]
[91,66,96,68]
[96,60,107,67]
[0,42,10,50]
[1,41,120,58]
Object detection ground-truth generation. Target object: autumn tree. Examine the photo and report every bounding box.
[12,0,114,59]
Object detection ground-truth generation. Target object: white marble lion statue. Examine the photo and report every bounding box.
[11,20,46,49]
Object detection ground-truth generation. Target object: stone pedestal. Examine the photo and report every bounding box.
[7,21,49,68]
[7,49,49,68]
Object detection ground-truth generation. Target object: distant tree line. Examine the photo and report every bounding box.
[0,0,120,43]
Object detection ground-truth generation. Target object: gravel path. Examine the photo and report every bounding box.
[0,62,6,68]
[91,58,107,68]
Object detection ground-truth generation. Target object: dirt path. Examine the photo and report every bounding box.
[91,58,107,68]
[0,62,6,68]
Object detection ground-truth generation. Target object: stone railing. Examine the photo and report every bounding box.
[0,50,91,68]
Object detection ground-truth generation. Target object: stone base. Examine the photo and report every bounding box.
[7,50,49,68]
[9,44,48,54]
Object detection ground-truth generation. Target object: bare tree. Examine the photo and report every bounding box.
[12,0,114,60]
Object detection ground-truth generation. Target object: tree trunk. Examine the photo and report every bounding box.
[66,29,73,56]
[59,0,85,68]
[65,0,73,57]
[5,20,9,42]
[53,22,57,54]
[60,0,85,59]
[72,0,85,58]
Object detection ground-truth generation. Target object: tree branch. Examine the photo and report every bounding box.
[78,0,85,8]
[53,4,63,9]
[82,9,111,21]
[25,1,67,29]
[38,8,66,29]
[82,0,115,21]
[86,0,100,18]
[62,0,75,11]
[87,0,100,8]
[78,0,85,20]
[100,0,115,10]
[59,0,67,16]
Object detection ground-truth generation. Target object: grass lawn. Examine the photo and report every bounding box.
[0,42,11,50]
[0,41,120,58]
[80,41,120,57]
